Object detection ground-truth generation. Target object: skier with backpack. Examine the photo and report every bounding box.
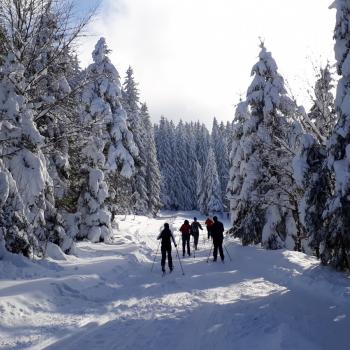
[157,223,177,273]
[205,217,214,240]
[191,217,203,250]
[211,216,225,262]
[179,220,192,257]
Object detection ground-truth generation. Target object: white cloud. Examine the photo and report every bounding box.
[78,0,335,127]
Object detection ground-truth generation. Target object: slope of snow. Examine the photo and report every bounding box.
[0,211,349,350]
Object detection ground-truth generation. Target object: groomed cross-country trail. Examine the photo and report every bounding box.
[0,211,349,350]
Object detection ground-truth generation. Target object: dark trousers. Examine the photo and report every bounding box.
[182,236,190,256]
[161,245,173,271]
[207,229,212,240]
[213,238,224,261]
[193,233,199,249]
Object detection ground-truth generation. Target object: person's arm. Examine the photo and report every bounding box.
[157,231,162,240]
[199,223,203,230]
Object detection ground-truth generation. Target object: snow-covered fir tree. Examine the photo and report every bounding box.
[199,148,223,215]
[0,1,85,255]
[194,122,211,168]
[292,65,336,256]
[155,117,177,209]
[293,134,332,256]
[227,100,250,225]
[140,103,162,215]
[226,120,235,156]
[196,161,204,210]
[322,0,350,270]
[78,38,138,241]
[211,118,229,208]
[301,63,337,143]
[173,121,193,210]
[122,67,149,214]
[229,43,302,250]
[0,52,68,255]
[78,39,113,243]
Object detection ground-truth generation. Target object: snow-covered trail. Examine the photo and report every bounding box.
[0,212,349,350]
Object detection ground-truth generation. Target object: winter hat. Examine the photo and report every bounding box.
[213,216,218,222]
[164,223,169,229]
[194,217,197,221]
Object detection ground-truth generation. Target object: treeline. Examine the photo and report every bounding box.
[154,117,232,214]
[0,1,161,258]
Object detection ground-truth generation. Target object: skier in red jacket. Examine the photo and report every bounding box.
[179,220,191,257]
[205,217,214,239]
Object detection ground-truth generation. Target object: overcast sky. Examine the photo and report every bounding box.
[76,0,336,127]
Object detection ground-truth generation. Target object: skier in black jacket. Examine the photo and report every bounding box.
[157,223,177,272]
[211,216,225,262]
[191,217,203,250]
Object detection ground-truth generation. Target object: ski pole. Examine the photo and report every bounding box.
[176,234,181,258]
[151,241,160,272]
[224,244,232,261]
[206,243,213,263]
[175,244,185,275]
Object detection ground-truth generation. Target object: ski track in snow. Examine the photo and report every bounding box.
[0,211,349,350]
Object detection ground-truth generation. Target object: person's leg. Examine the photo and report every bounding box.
[168,247,173,270]
[219,240,224,261]
[194,234,199,249]
[161,247,166,271]
[182,237,186,256]
[213,240,218,261]
[187,238,191,256]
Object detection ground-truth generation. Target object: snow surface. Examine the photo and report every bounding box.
[0,211,349,350]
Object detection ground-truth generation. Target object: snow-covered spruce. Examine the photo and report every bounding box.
[155,117,177,209]
[78,38,138,242]
[199,147,223,215]
[227,100,250,226]
[122,67,149,214]
[194,122,211,169]
[228,43,303,250]
[308,63,337,140]
[211,118,229,210]
[140,103,162,215]
[0,53,72,255]
[293,134,332,256]
[175,121,197,210]
[322,0,350,270]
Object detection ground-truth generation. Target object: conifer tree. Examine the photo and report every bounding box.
[199,148,223,215]
[0,1,87,255]
[211,118,229,207]
[227,100,250,224]
[308,63,337,139]
[140,103,161,215]
[293,134,332,256]
[155,117,177,209]
[230,43,302,249]
[122,66,148,214]
[78,38,138,240]
[293,65,336,255]
[322,0,350,270]
[194,122,211,168]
